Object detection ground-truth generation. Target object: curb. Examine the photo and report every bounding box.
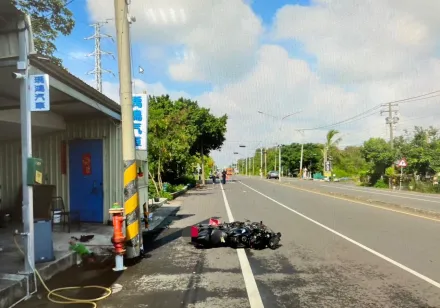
[0,274,27,308]
[170,186,188,199]
[144,205,181,234]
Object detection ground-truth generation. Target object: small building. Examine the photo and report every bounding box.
[0,7,124,224]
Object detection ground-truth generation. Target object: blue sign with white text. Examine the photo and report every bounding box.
[30,74,50,111]
[132,94,148,150]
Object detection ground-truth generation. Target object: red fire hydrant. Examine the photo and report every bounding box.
[109,203,126,271]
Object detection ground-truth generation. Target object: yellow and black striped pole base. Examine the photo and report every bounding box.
[123,159,141,258]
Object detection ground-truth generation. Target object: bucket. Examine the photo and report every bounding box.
[53,211,61,224]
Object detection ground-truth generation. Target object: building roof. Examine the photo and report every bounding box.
[28,54,121,115]
[0,0,22,16]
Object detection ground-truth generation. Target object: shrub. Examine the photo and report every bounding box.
[374,179,388,189]
[178,175,196,187]
[160,191,173,201]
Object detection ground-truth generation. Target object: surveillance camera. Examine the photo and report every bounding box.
[127,14,136,23]
[11,72,26,80]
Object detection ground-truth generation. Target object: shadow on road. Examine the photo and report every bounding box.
[142,215,222,255]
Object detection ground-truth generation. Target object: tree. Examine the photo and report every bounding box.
[332,146,368,178]
[323,129,342,173]
[361,138,394,184]
[14,0,76,66]
[401,126,439,176]
[148,95,196,190]
[147,95,226,188]
[188,106,228,185]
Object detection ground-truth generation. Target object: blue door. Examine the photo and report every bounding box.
[69,139,104,223]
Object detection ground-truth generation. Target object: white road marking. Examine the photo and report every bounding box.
[220,183,264,308]
[239,181,440,289]
[320,184,440,203]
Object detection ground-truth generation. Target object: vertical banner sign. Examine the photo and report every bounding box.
[132,94,148,150]
[82,153,92,175]
[29,74,50,111]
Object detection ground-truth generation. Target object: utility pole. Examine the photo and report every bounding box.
[278,145,282,181]
[264,148,267,176]
[114,0,141,259]
[380,102,399,149]
[18,15,35,275]
[299,143,304,179]
[260,147,263,178]
[85,21,115,92]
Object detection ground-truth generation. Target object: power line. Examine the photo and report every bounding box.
[389,90,440,104]
[301,105,381,131]
[399,93,440,105]
[301,89,440,131]
[84,20,115,92]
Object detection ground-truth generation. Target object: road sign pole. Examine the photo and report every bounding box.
[400,166,403,190]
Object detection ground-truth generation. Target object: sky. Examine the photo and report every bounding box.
[56,0,440,168]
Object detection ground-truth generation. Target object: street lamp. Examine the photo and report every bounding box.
[233,152,242,175]
[258,110,303,182]
[239,144,248,176]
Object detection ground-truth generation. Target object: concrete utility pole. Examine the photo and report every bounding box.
[299,143,304,178]
[18,15,35,275]
[85,21,115,92]
[264,148,267,176]
[381,102,399,149]
[278,145,282,181]
[260,147,263,178]
[239,144,248,176]
[114,0,141,259]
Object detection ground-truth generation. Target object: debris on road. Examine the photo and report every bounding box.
[191,218,281,250]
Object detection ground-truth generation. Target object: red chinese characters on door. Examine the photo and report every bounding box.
[82,153,92,175]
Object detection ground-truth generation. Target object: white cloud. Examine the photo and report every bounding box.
[82,0,440,168]
[86,0,263,84]
[197,44,385,165]
[272,0,440,84]
[210,0,440,166]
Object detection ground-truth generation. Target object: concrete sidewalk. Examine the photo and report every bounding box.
[16,185,250,308]
[0,198,180,308]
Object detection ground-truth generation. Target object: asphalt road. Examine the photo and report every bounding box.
[20,178,440,308]
[281,177,440,213]
[225,177,440,307]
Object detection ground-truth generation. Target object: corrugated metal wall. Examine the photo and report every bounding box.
[0,118,123,222]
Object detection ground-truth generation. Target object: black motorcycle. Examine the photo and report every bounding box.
[226,220,281,250]
[191,220,281,250]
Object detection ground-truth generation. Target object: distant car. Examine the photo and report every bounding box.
[266,171,279,179]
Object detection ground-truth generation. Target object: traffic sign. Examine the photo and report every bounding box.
[397,158,407,168]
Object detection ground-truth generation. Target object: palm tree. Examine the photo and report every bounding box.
[323,129,342,172]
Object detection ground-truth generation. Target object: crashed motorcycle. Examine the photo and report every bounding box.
[191,219,281,250]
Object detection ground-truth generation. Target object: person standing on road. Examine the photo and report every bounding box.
[211,171,217,184]
[221,169,227,184]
